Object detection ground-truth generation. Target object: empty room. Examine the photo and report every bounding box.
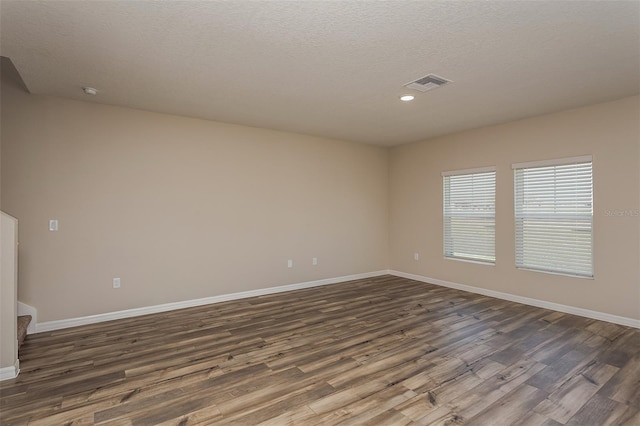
[1,1,639,425]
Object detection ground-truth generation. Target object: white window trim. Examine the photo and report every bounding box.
[443,166,496,265]
[517,267,594,280]
[513,157,594,278]
[512,155,592,170]
[442,166,496,177]
[444,256,497,266]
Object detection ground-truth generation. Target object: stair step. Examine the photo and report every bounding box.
[17,315,32,351]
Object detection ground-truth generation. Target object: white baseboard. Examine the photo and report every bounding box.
[33,269,639,333]
[389,270,640,329]
[0,360,20,381]
[18,301,37,335]
[35,270,390,333]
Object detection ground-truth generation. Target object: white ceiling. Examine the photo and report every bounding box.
[1,1,639,146]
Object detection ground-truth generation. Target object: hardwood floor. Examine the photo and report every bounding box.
[1,275,639,425]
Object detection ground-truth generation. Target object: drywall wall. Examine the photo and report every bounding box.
[2,56,638,325]
[390,96,640,320]
[0,212,18,372]
[1,72,389,322]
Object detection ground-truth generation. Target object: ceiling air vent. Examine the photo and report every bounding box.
[404,74,451,92]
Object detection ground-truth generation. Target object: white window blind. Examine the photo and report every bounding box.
[513,157,593,278]
[443,168,496,264]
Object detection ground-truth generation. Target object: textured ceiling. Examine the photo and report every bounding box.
[1,1,639,146]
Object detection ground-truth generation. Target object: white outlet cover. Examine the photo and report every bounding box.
[287,260,293,268]
[49,219,59,231]
[113,278,121,288]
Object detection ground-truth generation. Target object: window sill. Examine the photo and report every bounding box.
[444,256,495,266]
[516,267,594,280]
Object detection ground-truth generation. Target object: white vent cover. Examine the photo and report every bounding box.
[404,74,451,92]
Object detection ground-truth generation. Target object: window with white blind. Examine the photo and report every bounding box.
[443,167,496,264]
[513,156,593,278]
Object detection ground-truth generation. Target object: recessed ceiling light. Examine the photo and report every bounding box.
[82,87,97,95]
[400,95,415,102]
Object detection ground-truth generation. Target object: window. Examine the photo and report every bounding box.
[513,156,593,278]
[443,167,496,264]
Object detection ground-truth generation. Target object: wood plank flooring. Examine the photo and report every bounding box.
[1,275,639,425]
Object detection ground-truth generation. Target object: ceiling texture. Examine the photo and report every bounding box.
[1,1,639,146]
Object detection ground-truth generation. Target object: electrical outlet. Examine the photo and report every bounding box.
[49,219,59,231]
[414,252,419,261]
[287,259,293,268]
[113,277,121,288]
[312,257,318,265]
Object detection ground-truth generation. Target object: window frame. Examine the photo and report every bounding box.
[442,166,497,265]
[512,155,594,279]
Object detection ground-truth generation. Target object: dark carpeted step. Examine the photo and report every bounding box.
[17,315,31,350]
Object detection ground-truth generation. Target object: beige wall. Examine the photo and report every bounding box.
[1,75,389,322]
[389,96,640,320]
[2,63,638,325]
[1,212,18,370]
